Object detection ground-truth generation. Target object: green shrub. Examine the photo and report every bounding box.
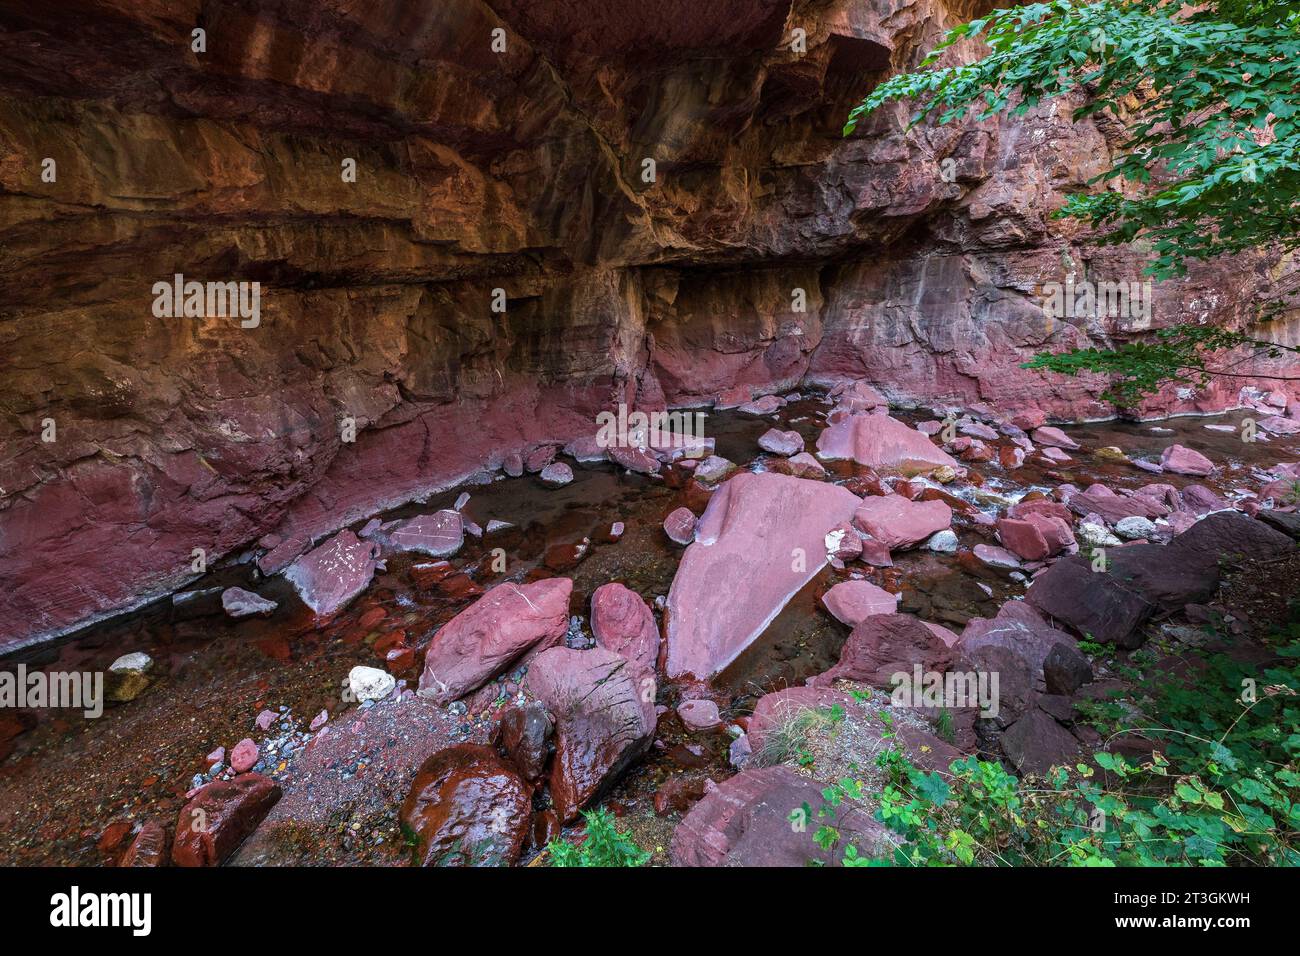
[547,808,651,867]
[817,617,1300,866]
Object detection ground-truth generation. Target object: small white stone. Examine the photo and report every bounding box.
[1077,522,1122,548]
[926,529,959,553]
[109,652,153,674]
[349,665,395,702]
[1114,516,1157,540]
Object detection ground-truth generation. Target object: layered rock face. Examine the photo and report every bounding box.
[1,0,1296,649]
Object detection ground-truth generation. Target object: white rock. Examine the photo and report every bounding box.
[349,665,395,702]
[926,529,959,553]
[110,652,153,675]
[1077,522,1122,548]
[1114,516,1157,540]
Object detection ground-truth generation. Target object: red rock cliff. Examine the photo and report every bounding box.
[1,0,1296,648]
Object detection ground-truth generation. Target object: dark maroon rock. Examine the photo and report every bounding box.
[1025,557,1155,648]
[173,774,282,867]
[1043,643,1093,696]
[1000,710,1082,777]
[523,647,655,821]
[670,765,894,866]
[119,820,168,867]
[492,702,553,783]
[399,744,531,867]
[812,613,956,689]
[654,776,709,816]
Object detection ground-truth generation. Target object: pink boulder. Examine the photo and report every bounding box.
[852,495,952,551]
[418,578,572,705]
[758,428,804,457]
[1160,444,1214,476]
[231,738,259,773]
[816,413,958,475]
[820,580,900,627]
[665,472,861,680]
[996,513,1074,561]
[590,583,659,673]
[677,699,722,732]
[524,647,655,821]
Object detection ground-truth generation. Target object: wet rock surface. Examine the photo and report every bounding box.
[523,646,656,822]
[399,743,531,867]
[173,773,282,867]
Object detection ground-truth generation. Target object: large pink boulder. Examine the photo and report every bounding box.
[283,530,382,616]
[820,580,899,627]
[418,578,572,704]
[590,583,659,673]
[815,414,958,475]
[665,472,861,680]
[524,647,655,821]
[852,495,951,551]
[1160,444,1214,476]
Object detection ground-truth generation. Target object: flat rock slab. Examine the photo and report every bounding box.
[418,578,572,705]
[820,579,899,627]
[283,530,382,617]
[372,510,464,557]
[665,472,861,680]
[853,495,952,551]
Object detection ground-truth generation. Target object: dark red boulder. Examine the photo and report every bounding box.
[172,774,282,867]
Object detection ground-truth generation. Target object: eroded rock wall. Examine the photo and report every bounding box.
[1,0,1296,648]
